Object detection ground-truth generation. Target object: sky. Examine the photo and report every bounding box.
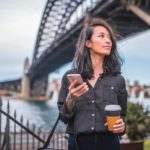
[0,0,46,80]
[0,0,150,85]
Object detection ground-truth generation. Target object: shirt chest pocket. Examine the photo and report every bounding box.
[103,84,118,104]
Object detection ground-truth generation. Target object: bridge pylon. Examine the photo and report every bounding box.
[21,74,30,99]
[21,57,31,99]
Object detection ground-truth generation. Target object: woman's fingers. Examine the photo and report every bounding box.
[113,119,125,133]
[116,118,123,124]
[75,82,87,91]
[104,122,108,127]
[113,126,125,133]
[69,79,78,90]
[69,82,89,97]
[74,85,89,97]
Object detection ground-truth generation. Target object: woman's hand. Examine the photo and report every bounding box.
[112,118,125,133]
[65,79,89,112]
[105,118,125,133]
[69,79,89,99]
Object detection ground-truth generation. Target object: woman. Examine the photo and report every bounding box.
[57,18,127,150]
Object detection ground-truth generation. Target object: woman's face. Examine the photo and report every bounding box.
[86,26,112,57]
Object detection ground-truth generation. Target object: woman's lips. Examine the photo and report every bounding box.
[103,46,111,49]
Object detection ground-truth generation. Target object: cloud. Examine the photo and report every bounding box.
[0,0,46,80]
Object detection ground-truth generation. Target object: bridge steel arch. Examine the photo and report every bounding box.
[28,0,104,97]
[27,0,150,98]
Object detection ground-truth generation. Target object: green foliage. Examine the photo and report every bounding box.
[126,102,150,141]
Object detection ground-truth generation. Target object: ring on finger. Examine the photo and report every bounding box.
[74,87,78,92]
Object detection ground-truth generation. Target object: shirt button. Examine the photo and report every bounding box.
[91,127,94,130]
[92,100,95,103]
[111,86,114,90]
[91,113,95,117]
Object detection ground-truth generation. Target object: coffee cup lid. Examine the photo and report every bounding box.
[105,105,121,111]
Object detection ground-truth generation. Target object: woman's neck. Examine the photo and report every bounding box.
[90,54,104,76]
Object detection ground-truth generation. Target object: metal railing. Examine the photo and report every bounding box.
[0,97,68,150]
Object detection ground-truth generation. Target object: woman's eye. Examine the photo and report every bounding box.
[98,34,104,38]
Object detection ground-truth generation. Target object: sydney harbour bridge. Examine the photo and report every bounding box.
[0,0,150,99]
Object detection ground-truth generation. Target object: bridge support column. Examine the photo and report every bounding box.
[21,74,30,99]
[30,76,48,100]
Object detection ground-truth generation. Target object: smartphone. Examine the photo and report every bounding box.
[67,74,83,85]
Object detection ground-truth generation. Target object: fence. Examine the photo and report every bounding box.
[0,97,68,150]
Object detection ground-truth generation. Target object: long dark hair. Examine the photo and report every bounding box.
[73,18,123,80]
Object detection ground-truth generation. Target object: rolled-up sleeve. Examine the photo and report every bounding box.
[57,72,76,124]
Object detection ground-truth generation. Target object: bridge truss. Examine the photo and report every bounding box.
[1,0,149,98]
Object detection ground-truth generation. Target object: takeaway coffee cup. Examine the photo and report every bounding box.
[105,105,121,132]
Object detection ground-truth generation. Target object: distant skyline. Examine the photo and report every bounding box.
[0,1,150,85]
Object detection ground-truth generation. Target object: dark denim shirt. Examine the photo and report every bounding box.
[57,69,128,135]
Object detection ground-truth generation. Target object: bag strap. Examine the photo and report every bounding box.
[39,115,60,149]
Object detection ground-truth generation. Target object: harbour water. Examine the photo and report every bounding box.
[1,92,150,132]
[1,92,66,132]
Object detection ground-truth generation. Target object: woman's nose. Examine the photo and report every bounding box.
[105,37,111,43]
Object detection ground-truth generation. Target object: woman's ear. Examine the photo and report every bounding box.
[86,40,91,48]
